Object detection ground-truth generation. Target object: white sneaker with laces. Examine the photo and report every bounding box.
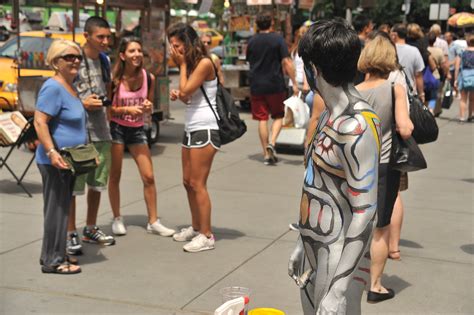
[112,216,127,236]
[173,226,199,242]
[183,233,215,253]
[147,220,175,237]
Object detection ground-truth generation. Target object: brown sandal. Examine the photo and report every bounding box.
[388,250,401,261]
[41,262,81,275]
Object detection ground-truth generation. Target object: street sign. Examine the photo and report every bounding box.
[429,3,450,21]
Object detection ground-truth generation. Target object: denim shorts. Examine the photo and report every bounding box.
[110,121,148,146]
[182,129,221,149]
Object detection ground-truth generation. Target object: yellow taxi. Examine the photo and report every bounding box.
[0,31,86,110]
[198,28,223,48]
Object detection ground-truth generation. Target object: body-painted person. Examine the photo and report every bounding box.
[288,19,381,314]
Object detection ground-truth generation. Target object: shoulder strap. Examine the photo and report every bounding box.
[200,86,220,122]
[146,70,151,91]
[99,52,111,83]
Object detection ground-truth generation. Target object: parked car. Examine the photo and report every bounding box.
[0,31,86,110]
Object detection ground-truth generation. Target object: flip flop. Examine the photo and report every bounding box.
[388,250,401,261]
[41,262,81,275]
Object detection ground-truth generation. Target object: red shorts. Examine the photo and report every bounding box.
[250,91,287,121]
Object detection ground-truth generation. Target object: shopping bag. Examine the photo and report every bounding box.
[283,93,310,129]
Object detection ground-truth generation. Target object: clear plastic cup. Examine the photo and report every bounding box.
[220,286,251,315]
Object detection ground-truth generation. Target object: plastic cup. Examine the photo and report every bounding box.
[220,286,251,314]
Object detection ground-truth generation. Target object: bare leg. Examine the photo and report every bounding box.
[86,189,101,226]
[67,196,76,231]
[128,144,158,224]
[182,147,200,231]
[370,227,390,293]
[388,193,404,259]
[108,143,124,219]
[459,90,468,120]
[183,145,217,236]
[258,120,269,157]
[269,117,283,146]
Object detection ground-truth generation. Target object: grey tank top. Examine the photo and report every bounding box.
[358,80,393,164]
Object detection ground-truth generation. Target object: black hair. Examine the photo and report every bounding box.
[298,18,361,87]
[256,11,272,31]
[84,16,110,34]
[353,14,371,34]
[428,31,437,46]
[391,23,407,39]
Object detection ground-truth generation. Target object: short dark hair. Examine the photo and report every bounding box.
[256,12,272,31]
[84,16,110,34]
[391,23,407,39]
[299,18,361,87]
[353,14,371,34]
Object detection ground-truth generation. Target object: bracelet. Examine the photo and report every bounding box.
[46,148,57,157]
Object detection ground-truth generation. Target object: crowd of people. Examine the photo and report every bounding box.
[32,17,471,315]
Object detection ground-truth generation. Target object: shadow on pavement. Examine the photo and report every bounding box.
[380,274,411,295]
[75,243,111,265]
[247,153,303,166]
[460,244,474,255]
[399,239,423,249]
[174,225,246,241]
[461,178,474,184]
[0,179,43,196]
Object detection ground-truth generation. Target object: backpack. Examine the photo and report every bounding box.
[98,52,111,83]
[200,63,247,145]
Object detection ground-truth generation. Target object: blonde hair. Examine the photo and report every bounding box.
[358,35,398,76]
[407,23,424,40]
[429,24,441,36]
[291,25,308,55]
[46,39,81,71]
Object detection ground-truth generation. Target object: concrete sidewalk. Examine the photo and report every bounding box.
[1,87,473,314]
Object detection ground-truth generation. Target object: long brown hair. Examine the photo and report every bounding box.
[290,25,308,56]
[167,23,207,76]
[111,36,143,92]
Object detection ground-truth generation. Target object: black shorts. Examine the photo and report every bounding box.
[182,129,221,149]
[110,121,148,146]
[376,163,401,228]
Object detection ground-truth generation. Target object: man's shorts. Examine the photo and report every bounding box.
[73,141,111,195]
[251,91,287,121]
[182,129,221,149]
[110,121,148,146]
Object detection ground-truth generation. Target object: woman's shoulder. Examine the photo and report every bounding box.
[39,78,62,94]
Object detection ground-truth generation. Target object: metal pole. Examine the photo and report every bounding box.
[72,0,79,43]
[14,0,20,80]
[437,0,441,25]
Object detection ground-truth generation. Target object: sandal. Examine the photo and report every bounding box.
[388,250,401,261]
[41,262,81,275]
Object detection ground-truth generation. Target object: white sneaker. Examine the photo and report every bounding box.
[173,226,199,242]
[183,233,215,253]
[112,216,127,236]
[147,220,175,237]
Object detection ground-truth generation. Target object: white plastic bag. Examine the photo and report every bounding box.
[283,93,310,129]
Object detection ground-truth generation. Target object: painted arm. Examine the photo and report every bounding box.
[319,112,380,314]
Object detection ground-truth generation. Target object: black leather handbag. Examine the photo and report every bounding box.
[402,69,439,144]
[390,84,427,173]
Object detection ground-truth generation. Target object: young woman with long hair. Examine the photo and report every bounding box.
[168,23,220,253]
[108,37,175,237]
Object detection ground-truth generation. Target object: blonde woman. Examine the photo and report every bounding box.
[356,32,413,303]
[34,40,96,274]
[454,33,474,122]
[289,25,310,95]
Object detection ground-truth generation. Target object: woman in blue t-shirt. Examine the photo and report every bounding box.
[34,40,94,274]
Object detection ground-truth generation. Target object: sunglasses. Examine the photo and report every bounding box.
[59,54,83,62]
[304,63,317,92]
[203,41,211,45]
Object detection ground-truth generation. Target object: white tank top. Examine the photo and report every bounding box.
[185,77,219,132]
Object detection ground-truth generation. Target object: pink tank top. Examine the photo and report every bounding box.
[111,69,148,127]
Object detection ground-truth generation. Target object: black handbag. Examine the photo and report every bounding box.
[401,69,439,144]
[390,84,427,173]
[441,81,454,109]
[201,63,247,145]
